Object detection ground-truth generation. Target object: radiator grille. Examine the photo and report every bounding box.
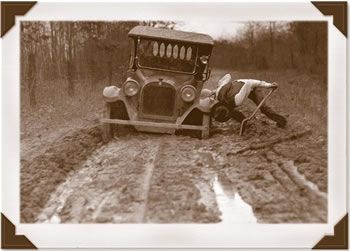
[142,83,176,117]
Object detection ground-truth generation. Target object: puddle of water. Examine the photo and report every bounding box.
[49,214,61,223]
[213,176,257,224]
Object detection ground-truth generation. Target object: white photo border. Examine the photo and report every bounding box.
[1,1,347,249]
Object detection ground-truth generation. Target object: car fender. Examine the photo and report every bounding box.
[103,85,139,122]
[177,97,217,125]
[198,97,218,113]
[103,85,121,103]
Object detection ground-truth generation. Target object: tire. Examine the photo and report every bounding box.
[177,109,210,139]
[201,113,211,139]
[110,101,133,136]
[101,103,113,143]
[211,103,231,122]
[101,101,131,143]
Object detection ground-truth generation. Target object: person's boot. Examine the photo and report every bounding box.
[261,106,287,128]
[230,108,246,123]
[275,115,287,128]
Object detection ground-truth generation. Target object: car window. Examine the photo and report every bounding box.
[129,39,135,69]
[186,47,192,61]
[152,42,159,56]
[138,39,197,73]
[138,39,154,57]
[173,45,179,59]
[179,46,186,60]
[166,44,172,58]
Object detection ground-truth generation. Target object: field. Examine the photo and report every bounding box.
[20,68,327,223]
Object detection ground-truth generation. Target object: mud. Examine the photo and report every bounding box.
[37,135,161,223]
[20,125,103,222]
[22,107,327,223]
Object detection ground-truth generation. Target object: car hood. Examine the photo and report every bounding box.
[135,69,195,87]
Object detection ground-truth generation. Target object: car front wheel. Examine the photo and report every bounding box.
[102,102,113,143]
[201,113,211,139]
[101,101,131,143]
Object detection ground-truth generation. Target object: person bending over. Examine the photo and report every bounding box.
[210,73,287,128]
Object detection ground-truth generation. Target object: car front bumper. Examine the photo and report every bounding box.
[100,118,209,131]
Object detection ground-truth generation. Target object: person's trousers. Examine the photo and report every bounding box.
[231,88,286,126]
[248,88,286,125]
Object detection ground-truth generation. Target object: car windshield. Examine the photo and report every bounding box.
[137,39,197,73]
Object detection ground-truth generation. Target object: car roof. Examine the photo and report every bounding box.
[128,25,214,46]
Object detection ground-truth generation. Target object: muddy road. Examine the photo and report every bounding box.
[21,110,327,224]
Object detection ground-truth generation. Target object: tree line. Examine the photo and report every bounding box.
[211,22,327,75]
[21,21,137,107]
[21,21,327,108]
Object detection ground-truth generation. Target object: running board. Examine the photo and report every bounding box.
[101,118,207,131]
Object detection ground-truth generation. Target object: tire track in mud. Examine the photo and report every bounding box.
[35,119,327,224]
[37,135,224,223]
[213,155,327,223]
[264,151,327,222]
[21,125,103,223]
[143,137,222,223]
[219,149,326,223]
[138,142,160,222]
[37,135,162,223]
[281,161,327,200]
[198,123,327,223]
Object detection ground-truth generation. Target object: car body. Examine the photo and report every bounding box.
[101,25,215,141]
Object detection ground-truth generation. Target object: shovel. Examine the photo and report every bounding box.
[239,88,276,136]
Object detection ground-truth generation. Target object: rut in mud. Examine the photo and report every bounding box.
[20,125,103,222]
[38,135,222,223]
[30,113,327,224]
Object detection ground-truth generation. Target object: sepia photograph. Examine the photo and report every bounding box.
[1,0,349,249]
[19,19,328,224]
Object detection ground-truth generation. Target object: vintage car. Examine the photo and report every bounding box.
[101,25,215,141]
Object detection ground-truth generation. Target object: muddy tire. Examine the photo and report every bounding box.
[103,100,133,141]
[102,103,113,143]
[111,101,134,137]
[177,109,210,139]
[201,113,211,139]
[102,123,113,143]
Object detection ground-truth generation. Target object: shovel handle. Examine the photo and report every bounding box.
[239,88,276,136]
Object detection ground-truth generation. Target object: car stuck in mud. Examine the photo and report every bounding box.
[101,26,215,140]
[19,21,328,225]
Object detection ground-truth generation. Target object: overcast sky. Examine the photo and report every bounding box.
[174,21,246,41]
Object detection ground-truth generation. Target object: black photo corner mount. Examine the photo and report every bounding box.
[311,1,348,37]
[311,1,348,249]
[1,1,37,37]
[1,213,37,249]
[1,1,38,248]
[1,1,38,249]
[313,214,348,249]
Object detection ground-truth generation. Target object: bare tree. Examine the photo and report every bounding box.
[66,23,75,96]
[269,22,275,56]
